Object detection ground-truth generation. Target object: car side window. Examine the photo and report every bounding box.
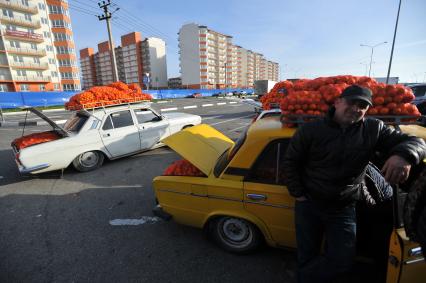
[134,108,159,124]
[245,139,290,185]
[102,110,134,130]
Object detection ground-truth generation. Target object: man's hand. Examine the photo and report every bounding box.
[296,196,307,202]
[381,155,411,185]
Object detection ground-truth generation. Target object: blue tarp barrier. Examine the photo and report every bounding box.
[0,89,254,109]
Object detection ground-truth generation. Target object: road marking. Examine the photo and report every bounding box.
[229,101,238,104]
[160,107,178,112]
[109,216,161,226]
[202,103,214,107]
[156,101,169,104]
[202,115,223,121]
[42,109,65,113]
[183,105,197,109]
[230,123,250,132]
[217,102,226,105]
[209,114,254,126]
[55,120,67,124]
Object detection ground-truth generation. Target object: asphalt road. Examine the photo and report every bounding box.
[0,98,380,283]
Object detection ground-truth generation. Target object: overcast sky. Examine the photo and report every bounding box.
[69,0,426,83]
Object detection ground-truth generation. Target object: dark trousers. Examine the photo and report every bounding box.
[295,200,357,283]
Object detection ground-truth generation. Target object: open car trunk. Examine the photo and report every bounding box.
[11,107,69,152]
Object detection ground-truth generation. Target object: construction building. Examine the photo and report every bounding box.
[178,23,279,89]
[80,32,167,89]
[0,0,81,92]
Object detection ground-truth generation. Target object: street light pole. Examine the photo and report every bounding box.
[360,41,387,77]
[385,0,402,84]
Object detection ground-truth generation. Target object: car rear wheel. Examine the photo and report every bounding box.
[72,151,104,172]
[209,216,262,254]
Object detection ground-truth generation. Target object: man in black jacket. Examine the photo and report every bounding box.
[282,85,426,283]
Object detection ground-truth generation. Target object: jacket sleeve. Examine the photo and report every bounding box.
[282,125,311,198]
[376,121,426,165]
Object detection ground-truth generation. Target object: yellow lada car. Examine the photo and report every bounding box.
[152,116,426,283]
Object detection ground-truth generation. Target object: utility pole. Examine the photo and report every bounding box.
[98,0,119,82]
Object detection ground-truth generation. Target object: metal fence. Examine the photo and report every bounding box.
[0,88,254,109]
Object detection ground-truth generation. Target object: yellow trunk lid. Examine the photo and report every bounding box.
[162,124,234,176]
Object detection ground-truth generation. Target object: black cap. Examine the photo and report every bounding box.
[340,85,373,106]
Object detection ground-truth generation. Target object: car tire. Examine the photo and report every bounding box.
[209,216,262,254]
[72,151,104,172]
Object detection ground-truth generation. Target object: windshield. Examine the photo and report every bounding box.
[213,129,247,177]
[64,112,89,133]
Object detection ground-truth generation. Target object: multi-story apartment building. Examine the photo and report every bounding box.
[0,0,80,92]
[80,32,167,89]
[178,23,279,89]
[141,37,167,88]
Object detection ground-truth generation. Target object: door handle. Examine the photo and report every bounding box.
[103,133,110,137]
[246,194,267,201]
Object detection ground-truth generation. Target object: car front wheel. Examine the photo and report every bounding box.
[72,151,104,172]
[209,216,262,254]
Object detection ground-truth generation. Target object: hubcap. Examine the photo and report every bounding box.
[79,152,99,168]
[221,218,250,242]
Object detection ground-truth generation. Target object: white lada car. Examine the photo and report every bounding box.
[12,102,202,174]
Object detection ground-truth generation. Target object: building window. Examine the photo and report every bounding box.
[2,9,14,18]
[10,41,20,48]
[17,70,27,76]
[33,57,40,63]
[0,84,9,92]
[46,45,53,52]
[54,83,60,90]
[24,14,31,21]
[30,43,37,50]
[13,55,23,62]
[39,84,46,91]
[48,58,55,64]
[21,0,29,6]
[36,71,43,77]
[43,31,50,38]
[38,3,46,10]
[41,17,48,24]
[55,46,75,54]
[51,71,58,77]
[20,84,29,91]
[6,25,17,31]
[48,5,69,16]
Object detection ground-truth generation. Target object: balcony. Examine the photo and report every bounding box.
[14,75,51,82]
[6,46,46,56]
[1,29,44,42]
[10,61,49,70]
[0,14,41,28]
[0,0,38,14]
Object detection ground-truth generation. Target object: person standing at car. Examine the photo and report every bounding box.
[282,85,426,283]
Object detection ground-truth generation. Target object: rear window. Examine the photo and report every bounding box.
[411,85,426,98]
[214,130,247,177]
[64,113,88,133]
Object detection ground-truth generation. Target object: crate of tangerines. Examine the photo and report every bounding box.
[260,75,420,126]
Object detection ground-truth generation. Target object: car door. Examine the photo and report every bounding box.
[133,108,170,149]
[243,139,296,248]
[101,110,141,157]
